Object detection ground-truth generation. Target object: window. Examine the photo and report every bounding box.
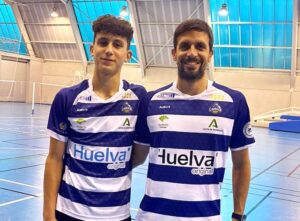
[210,0,293,69]
[0,0,27,55]
[72,0,138,63]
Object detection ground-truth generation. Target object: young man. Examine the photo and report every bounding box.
[44,15,146,221]
[133,19,255,221]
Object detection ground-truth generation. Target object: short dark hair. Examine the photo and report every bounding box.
[173,19,214,52]
[92,14,133,48]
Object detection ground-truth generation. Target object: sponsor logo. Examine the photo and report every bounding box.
[119,118,134,130]
[157,148,215,176]
[209,102,222,114]
[75,118,86,124]
[157,92,176,99]
[59,122,67,131]
[159,115,169,122]
[74,118,86,130]
[158,115,169,128]
[121,102,133,113]
[203,119,224,134]
[72,144,131,170]
[210,94,225,101]
[243,122,254,138]
[123,118,130,126]
[209,119,218,128]
[159,105,171,109]
[122,92,132,99]
[76,108,88,112]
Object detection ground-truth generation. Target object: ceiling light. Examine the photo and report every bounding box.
[120,6,128,17]
[218,3,228,16]
[51,6,59,17]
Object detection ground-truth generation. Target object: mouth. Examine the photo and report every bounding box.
[101,58,114,61]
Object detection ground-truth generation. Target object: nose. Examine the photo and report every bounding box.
[104,43,113,56]
[187,46,197,57]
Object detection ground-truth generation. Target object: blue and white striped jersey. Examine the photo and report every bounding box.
[135,80,255,221]
[47,79,146,221]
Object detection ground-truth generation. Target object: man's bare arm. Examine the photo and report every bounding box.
[231,148,251,219]
[43,137,66,221]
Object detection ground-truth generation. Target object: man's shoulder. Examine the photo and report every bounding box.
[122,80,147,99]
[58,80,89,97]
[147,83,173,100]
[212,81,246,102]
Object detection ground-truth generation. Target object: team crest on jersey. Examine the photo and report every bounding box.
[243,122,254,138]
[59,122,67,131]
[209,102,222,114]
[121,102,133,113]
[157,92,177,99]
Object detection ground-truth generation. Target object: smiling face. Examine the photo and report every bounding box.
[90,32,132,77]
[172,30,213,81]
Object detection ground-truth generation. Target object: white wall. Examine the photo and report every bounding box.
[213,69,293,117]
[1,58,300,119]
[0,58,28,102]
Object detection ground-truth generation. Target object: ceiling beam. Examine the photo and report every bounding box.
[61,0,88,75]
[127,0,146,77]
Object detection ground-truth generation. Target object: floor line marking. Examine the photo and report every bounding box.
[246,191,272,216]
[0,187,41,197]
[251,148,300,181]
[0,196,35,207]
[0,147,48,151]
[288,164,300,177]
[0,164,45,172]
[0,194,42,207]
[0,153,47,161]
[0,178,42,189]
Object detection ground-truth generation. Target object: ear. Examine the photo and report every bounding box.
[126,50,132,62]
[208,50,213,63]
[90,44,94,56]
[171,48,177,61]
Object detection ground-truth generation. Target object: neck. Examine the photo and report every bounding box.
[176,75,208,95]
[92,71,121,100]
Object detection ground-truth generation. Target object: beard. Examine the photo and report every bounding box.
[177,56,208,81]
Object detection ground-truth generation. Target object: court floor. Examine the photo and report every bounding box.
[0,102,300,220]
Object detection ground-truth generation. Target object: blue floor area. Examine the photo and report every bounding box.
[0,102,300,220]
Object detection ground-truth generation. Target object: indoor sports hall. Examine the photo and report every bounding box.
[0,0,299,220]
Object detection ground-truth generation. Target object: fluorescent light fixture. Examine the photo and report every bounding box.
[120,6,128,17]
[218,3,228,16]
[51,6,59,17]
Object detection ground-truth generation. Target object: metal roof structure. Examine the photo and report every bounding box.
[0,0,298,73]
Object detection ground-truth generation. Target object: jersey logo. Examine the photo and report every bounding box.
[243,122,254,138]
[209,102,222,114]
[159,115,169,122]
[72,144,131,170]
[59,122,67,131]
[157,148,215,176]
[204,119,224,134]
[208,119,218,128]
[121,102,133,113]
[158,115,169,129]
[122,92,132,99]
[123,118,130,126]
[157,92,176,99]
